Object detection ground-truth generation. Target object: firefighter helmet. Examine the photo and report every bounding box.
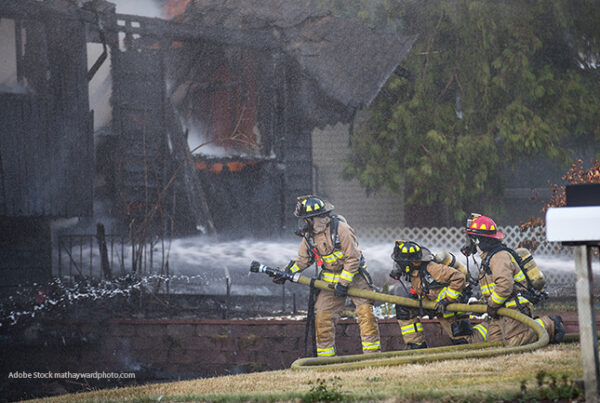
[391,241,434,263]
[390,240,433,278]
[465,215,504,239]
[294,195,334,218]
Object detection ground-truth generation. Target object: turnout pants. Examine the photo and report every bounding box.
[314,273,381,357]
[486,305,556,346]
[398,311,488,346]
[396,287,487,347]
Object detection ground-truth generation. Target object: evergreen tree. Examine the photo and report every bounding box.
[331,0,600,225]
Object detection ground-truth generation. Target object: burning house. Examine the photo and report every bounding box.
[0,0,416,286]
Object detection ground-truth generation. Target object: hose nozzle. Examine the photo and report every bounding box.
[250,260,266,273]
[249,261,296,283]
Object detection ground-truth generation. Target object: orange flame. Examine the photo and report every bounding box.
[163,0,191,20]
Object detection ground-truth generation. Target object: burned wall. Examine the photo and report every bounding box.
[0,14,93,217]
[0,2,94,289]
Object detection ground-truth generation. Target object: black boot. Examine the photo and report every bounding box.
[407,342,428,350]
[550,315,565,344]
[451,337,469,345]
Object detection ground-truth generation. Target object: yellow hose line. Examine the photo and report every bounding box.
[290,274,549,371]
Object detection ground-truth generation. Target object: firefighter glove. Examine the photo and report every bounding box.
[486,304,500,319]
[272,260,294,285]
[434,299,450,315]
[334,283,348,297]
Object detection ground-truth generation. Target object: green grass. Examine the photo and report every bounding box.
[28,343,584,403]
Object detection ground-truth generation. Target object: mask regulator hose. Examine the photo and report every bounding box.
[250,261,550,371]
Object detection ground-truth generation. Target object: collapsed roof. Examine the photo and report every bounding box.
[182,0,417,108]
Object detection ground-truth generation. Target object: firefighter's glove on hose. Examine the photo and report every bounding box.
[334,283,348,297]
[486,304,500,319]
[434,299,450,315]
[272,260,295,285]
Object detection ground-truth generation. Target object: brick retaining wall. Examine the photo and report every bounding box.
[0,313,587,400]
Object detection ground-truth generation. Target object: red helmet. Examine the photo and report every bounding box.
[465,215,504,239]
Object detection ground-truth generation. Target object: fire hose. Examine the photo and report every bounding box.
[250,261,552,371]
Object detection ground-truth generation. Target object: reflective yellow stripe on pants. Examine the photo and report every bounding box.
[317,347,335,357]
[362,341,381,352]
[401,322,423,335]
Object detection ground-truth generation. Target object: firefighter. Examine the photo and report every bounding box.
[464,214,565,346]
[390,240,487,348]
[273,195,381,357]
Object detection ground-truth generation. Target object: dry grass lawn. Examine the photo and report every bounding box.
[28,343,583,403]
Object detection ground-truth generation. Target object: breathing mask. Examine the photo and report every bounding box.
[294,217,312,237]
[461,236,478,256]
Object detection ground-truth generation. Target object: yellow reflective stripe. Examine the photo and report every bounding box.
[535,318,546,329]
[473,324,487,341]
[480,283,494,296]
[400,322,424,335]
[513,270,525,282]
[321,272,340,283]
[442,312,456,318]
[445,287,460,300]
[321,251,344,263]
[362,341,381,351]
[317,347,335,357]
[505,295,531,307]
[340,270,355,282]
[435,288,447,302]
[434,287,462,303]
[290,263,300,273]
[490,290,507,305]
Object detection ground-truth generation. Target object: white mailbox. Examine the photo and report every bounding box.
[546,203,600,402]
[546,206,600,243]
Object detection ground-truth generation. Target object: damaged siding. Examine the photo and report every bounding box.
[312,113,404,230]
[0,16,93,217]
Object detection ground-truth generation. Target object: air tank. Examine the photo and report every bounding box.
[435,251,468,277]
[515,248,546,290]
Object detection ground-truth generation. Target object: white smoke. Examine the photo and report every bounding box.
[187,127,237,157]
[111,0,166,18]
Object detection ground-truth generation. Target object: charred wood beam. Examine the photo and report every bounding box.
[87,31,108,81]
[0,0,98,24]
[1,1,281,49]
[165,103,217,235]
[110,13,280,49]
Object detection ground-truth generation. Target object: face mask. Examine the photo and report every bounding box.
[461,236,478,256]
[294,218,312,237]
[477,236,501,251]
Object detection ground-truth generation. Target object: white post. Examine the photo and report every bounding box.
[574,245,600,402]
